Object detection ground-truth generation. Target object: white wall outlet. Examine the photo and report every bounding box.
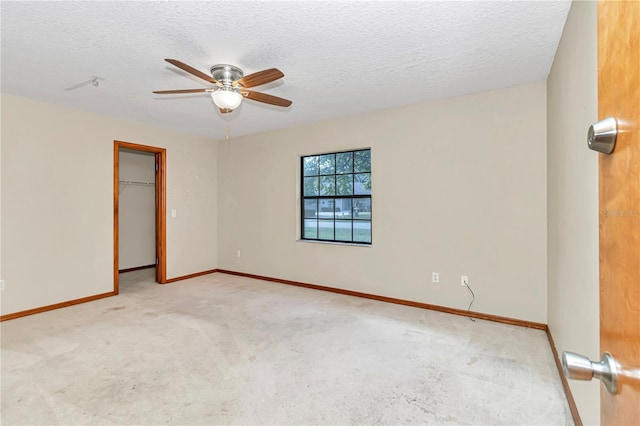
[171,209,177,218]
[236,250,241,258]
[461,275,469,286]
[432,272,439,283]
[0,280,5,290]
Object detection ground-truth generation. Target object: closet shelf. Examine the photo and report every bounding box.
[118,180,155,194]
[119,180,155,187]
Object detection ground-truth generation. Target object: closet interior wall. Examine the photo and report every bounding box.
[118,149,156,271]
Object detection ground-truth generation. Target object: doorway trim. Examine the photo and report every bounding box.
[114,140,167,293]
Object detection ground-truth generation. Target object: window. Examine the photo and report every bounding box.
[301,149,371,244]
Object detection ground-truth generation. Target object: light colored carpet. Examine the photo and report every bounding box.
[1,270,572,425]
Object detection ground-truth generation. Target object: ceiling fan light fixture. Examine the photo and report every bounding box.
[211,89,242,110]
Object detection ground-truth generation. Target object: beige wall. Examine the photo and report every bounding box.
[218,82,548,323]
[118,150,156,270]
[547,1,599,424]
[0,97,3,286]
[1,94,218,316]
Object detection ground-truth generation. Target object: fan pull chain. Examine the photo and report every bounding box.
[226,126,231,141]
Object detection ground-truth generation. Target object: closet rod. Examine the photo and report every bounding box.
[118,180,155,186]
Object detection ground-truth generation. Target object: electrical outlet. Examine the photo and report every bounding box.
[0,280,5,290]
[461,275,469,286]
[432,272,439,283]
[236,250,241,258]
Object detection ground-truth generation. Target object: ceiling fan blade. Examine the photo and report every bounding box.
[233,68,284,88]
[242,90,292,107]
[153,89,210,94]
[165,59,218,84]
[220,108,233,114]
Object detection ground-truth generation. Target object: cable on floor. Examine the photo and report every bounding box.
[463,278,475,322]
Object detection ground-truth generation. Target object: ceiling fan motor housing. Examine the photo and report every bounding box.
[210,64,243,88]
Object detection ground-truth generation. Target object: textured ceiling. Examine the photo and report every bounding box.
[1,1,571,140]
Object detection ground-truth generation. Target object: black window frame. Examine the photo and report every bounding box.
[300,148,372,245]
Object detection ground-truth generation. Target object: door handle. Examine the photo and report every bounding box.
[562,351,619,394]
[587,117,618,154]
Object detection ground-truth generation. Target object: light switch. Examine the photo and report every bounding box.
[171,209,177,218]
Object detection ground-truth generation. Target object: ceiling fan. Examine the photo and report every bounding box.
[153,59,292,114]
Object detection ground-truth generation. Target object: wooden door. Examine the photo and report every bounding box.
[598,1,640,424]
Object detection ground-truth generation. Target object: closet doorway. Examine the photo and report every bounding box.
[113,141,166,293]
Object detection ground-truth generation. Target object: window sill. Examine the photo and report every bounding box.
[297,239,372,248]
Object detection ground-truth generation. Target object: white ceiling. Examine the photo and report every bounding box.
[1,1,571,140]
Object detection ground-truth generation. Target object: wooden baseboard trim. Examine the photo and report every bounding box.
[0,291,117,322]
[164,269,218,284]
[118,264,156,273]
[215,269,546,330]
[545,327,582,426]
[1,268,218,321]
